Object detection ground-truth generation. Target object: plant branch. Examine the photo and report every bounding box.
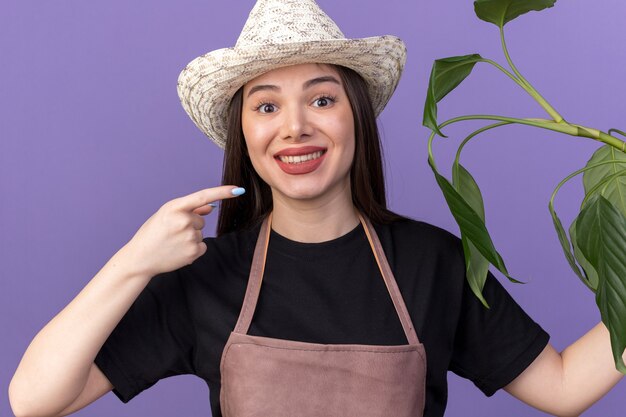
[439,115,571,134]
[436,115,626,152]
[602,132,626,152]
[431,117,569,169]
[499,26,531,88]
[480,59,526,88]
[499,27,564,122]
[579,128,626,152]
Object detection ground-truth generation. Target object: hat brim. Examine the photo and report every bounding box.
[177,35,407,149]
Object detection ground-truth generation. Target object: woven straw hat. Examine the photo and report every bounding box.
[177,0,407,149]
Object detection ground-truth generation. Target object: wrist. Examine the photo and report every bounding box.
[110,243,157,282]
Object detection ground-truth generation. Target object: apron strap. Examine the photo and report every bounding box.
[233,212,272,335]
[233,212,420,346]
[357,213,419,345]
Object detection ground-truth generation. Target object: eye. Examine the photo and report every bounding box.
[313,95,336,108]
[255,102,277,114]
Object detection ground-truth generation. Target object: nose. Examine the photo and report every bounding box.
[279,104,313,142]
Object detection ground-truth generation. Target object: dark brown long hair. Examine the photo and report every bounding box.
[217,65,403,236]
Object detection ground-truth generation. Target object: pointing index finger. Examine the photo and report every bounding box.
[174,186,245,211]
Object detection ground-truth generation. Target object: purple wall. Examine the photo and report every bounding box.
[2,0,625,415]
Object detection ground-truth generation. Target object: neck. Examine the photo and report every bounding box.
[270,185,360,243]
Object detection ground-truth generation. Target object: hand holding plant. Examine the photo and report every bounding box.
[422,0,626,371]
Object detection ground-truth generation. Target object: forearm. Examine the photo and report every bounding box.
[9,185,237,416]
[506,322,624,417]
[559,322,624,415]
[9,245,153,417]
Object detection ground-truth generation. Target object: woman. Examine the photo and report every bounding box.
[9,0,625,416]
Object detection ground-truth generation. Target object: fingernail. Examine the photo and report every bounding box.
[231,187,246,196]
[208,203,218,208]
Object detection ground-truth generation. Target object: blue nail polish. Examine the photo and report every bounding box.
[231,187,246,196]
[208,202,218,208]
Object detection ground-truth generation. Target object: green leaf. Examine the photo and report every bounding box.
[423,54,483,137]
[474,0,557,28]
[583,170,626,213]
[548,205,592,290]
[428,157,515,281]
[576,194,626,373]
[461,236,491,308]
[453,163,490,307]
[453,163,486,220]
[582,145,626,217]
[568,217,598,291]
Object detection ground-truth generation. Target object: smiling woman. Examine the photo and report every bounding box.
[218,63,401,236]
[242,64,356,214]
[7,0,626,417]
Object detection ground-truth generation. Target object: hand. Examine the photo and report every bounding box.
[123,185,245,277]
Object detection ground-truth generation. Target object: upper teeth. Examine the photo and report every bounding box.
[279,151,323,164]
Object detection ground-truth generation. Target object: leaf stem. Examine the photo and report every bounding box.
[609,128,626,139]
[431,117,569,167]
[599,131,626,152]
[547,160,625,292]
[439,115,571,134]
[480,59,526,88]
[436,115,626,152]
[499,27,564,122]
[549,160,626,212]
[499,27,531,89]
[453,122,512,186]
[427,129,439,170]
[581,170,626,208]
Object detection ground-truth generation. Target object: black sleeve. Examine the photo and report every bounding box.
[94,269,196,403]
[449,269,550,396]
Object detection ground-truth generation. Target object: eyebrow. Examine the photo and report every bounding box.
[246,75,341,98]
[304,76,341,90]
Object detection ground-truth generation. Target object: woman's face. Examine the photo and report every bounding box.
[241,63,355,205]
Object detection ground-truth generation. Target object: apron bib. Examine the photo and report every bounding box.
[219,213,427,417]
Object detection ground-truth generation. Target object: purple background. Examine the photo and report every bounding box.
[2,0,625,415]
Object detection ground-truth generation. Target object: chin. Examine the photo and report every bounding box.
[276,185,327,202]
[273,175,350,204]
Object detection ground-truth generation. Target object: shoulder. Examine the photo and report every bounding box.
[374,215,464,262]
[371,215,468,298]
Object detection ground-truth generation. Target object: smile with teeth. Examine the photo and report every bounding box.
[277,150,325,164]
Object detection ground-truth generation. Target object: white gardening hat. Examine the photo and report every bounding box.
[177,0,407,149]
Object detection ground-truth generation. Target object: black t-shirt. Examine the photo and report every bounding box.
[95,217,549,417]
